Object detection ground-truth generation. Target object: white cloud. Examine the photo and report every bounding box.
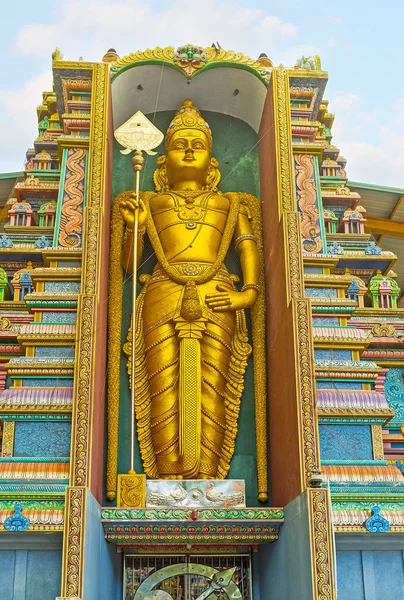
[1,72,52,118]
[327,17,344,25]
[14,0,298,62]
[330,92,404,187]
[394,98,404,126]
[277,43,319,68]
[14,24,59,58]
[3,0,402,190]
[2,0,302,171]
[260,16,298,37]
[0,71,52,172]
[331,92,361,112]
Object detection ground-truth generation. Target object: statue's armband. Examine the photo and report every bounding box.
[234,200,256,251]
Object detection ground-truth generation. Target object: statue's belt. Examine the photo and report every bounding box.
[148,262,232,285]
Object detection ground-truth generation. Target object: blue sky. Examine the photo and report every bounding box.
[1,0,404,187]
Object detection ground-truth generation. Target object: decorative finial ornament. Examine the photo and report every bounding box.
[4,503,30,531]
[103,48,120,62]
[174,45,207,76]
[365,505,390,533]
[308,465,323,488]
[166,99,212,149]
[52,47,63,63]
[114,111,164,155]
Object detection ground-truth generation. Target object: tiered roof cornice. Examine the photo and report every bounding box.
[0,508,64,531]
[317,390,394,419]
[323,465,403,483]
[313,327,371,349]
[0,388,72,413]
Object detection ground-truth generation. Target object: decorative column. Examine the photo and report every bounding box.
[294,153,327,253]
[259,67,336,599]
[58,62,110,600]
[53,146,88,249]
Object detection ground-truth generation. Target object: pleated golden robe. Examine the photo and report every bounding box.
[125,261,252,479]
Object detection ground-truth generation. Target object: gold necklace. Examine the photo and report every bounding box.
[175,192,209,229]
[172,189,206,204]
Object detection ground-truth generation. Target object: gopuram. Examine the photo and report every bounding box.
[0,44,403,600]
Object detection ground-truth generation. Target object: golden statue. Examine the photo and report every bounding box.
[108,100,267,493]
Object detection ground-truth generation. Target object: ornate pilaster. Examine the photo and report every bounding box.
[1,421,15,457]
[372,424,385,460]
[294,154,326,253]
[293,299,321,486]
[59,61,110,599]
[60,487,86,599]
[273,68,295,214]
[263,67,334,599]
[273,67,321,484]
[308,488,336,600]
[69,61,108,489]
[53,148,87,249]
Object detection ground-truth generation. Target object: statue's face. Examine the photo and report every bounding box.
[165,129,211,187]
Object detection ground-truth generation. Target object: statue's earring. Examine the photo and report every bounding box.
[153,155,169,192]
[204,157,221,191]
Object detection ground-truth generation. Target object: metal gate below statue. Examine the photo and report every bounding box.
[124,555,251,600]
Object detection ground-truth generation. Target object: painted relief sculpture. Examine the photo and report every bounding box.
[108,100,267,497]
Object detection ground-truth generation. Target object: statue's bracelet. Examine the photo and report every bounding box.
[241,283,259,293]
[125,225,146,236]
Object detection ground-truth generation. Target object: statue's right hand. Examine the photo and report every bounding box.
[119,194,148,230]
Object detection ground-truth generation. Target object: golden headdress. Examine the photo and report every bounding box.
[166,99,212,148]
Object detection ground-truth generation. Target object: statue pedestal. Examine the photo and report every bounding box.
[146,479,246,508]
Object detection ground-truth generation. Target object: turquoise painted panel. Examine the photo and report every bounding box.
[384,368,404,424]
[35,347,74,357]
[26,550,62,600]
[337,551,365,599]
[42,311,77,323]
[372,550,404,598]
[313,317,339,326]
[0,550,61,600]
[337,550,404,600]
[58,261,81,267]
[20,378,73,387]
[0,551,15,600]
[319,425,372,461]
[44,281,80,292]
[316,381,363,390]
[315,349,351,361]
[14,422,71,457]
[305,287,338,298]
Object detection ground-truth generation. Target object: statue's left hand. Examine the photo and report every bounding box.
[205,284,257,312]
[119,194,148,229]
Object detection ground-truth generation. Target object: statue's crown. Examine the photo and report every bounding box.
[166,99,212,148]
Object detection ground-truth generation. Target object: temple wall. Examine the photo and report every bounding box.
[257,492,315,599]
[0,534,62,600]
[82,490,122,600]
[336,534,404,598]
[3,45,404,600]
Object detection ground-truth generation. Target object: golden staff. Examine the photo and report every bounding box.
[114,111,163,473]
